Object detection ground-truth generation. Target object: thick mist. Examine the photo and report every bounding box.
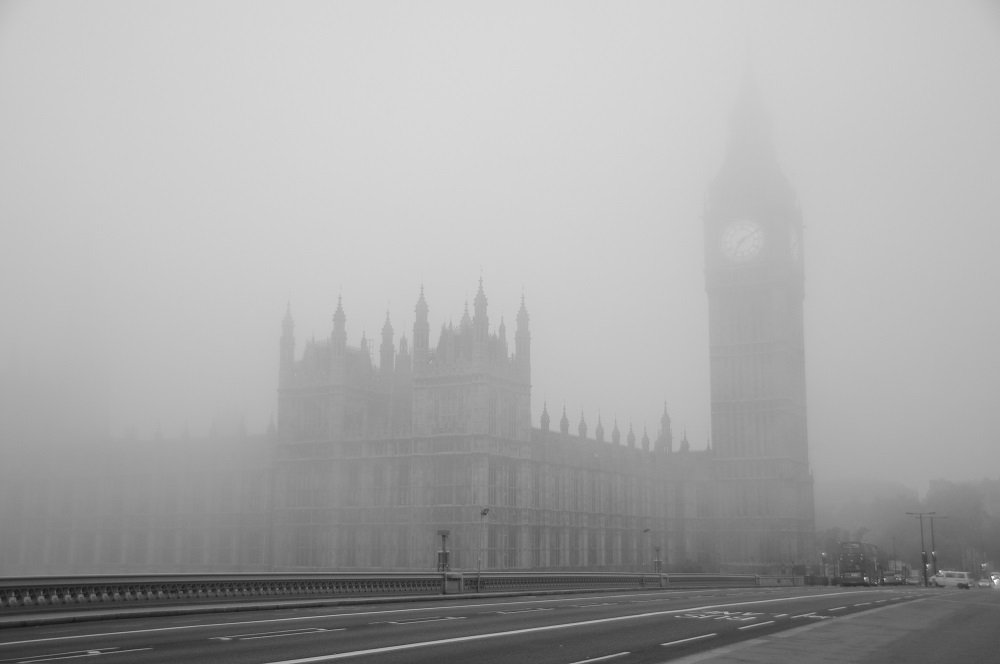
[2,0,999,495]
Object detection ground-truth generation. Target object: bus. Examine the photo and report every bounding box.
[838,541,881,586]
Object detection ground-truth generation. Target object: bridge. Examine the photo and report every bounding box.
[1,572,800,612]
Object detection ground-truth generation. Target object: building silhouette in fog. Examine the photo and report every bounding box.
[271,77,813,573]
[0,82,814,576]
[273,281,715,571]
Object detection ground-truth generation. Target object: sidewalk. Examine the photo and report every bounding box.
[668,593,953,664]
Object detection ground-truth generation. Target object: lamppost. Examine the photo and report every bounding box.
[907,511,934,586]
[820,551,828,583]
[477,507,490,593]
[437,529,450,594]
[928,515,946,576]
[642,528,651,572]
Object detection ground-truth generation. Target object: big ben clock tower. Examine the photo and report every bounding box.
[704,79,814,573]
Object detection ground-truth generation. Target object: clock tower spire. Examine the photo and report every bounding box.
[703,80,813,574]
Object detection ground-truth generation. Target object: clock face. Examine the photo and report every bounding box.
[721,219,764,261]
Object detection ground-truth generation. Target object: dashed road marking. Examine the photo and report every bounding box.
[662,633,719,647]
[738,620,775,631]
[567,652,630,664]
[494,608,554,615]
[212,627,342,641]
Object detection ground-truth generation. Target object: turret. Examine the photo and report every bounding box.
[473,278,489,346]
[540,402,550,432]
[559,406,569,435]
[577,412,587,439]
[656,402,673,453]
[595,415,605,443]
[497,317,508,359]
[627,423,636,448]
[380,312,394,375]
[515,295,530,379]
[413,287,429,367]
[332,295,347,352]
[396,335,410,373]
[279,303,295,386]
[612,419,621,445]
[359,331,370,369]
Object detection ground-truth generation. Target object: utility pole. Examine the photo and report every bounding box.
[907,511,934,586]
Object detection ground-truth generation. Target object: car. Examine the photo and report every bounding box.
[931,570,972,589]
[977,578,992,588]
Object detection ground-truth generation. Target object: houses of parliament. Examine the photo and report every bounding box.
[0,83,815,576]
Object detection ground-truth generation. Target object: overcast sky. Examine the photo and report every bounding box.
[1,1,998,493]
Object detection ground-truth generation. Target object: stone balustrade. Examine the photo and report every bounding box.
[1,572,768,611]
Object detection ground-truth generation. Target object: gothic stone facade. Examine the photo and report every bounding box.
[273,284,719,572]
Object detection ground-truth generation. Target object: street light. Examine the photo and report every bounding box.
[906,511,935,586]
[928,515,947,576]
[477,508,490,593]
[642,528,651,572]
[437,529,450,594]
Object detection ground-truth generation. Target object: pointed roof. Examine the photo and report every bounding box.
[474,277,488,315]
[516,293,529,330]
[333,294,346,327]
[415,285,428,318]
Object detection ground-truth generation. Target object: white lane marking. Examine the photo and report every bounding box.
[773,613,788,618]
[854,602,871,606]
[567,652,630,664]
[829,606,846,612]
[569,603,617,608]
[494,608,554,614]
[387,617,465,625]
[263,593,814,664]
[18,648,152,662]
[661,633,718,647]
[738,620,775,631]
[211,627,343,641]
[0,589,882,648]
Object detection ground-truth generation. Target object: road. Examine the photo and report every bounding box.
[2,586,997,663]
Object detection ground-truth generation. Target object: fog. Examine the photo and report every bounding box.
[2,0,999,494]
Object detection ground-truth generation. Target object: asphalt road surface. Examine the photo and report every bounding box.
[2,586,998,663]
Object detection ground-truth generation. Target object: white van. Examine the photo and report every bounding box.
[931,570,972,589]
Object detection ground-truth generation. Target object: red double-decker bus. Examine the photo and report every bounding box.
[838,541,881,586]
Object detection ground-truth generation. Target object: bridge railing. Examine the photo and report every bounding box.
[1,572,772,611]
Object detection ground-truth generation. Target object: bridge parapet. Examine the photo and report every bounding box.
[1,572,765,611]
